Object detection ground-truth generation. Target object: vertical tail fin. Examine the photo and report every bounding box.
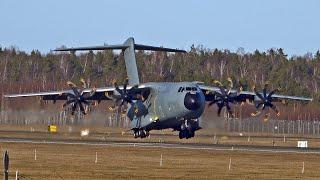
[123,38,139,85]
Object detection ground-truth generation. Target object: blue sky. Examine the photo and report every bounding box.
[0,0,319,56]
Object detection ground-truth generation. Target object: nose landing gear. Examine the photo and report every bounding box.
[179,119,197,139]
[133,129,149,138]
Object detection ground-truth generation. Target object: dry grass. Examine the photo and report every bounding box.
[1,141,320,179]
[1,125,320,179]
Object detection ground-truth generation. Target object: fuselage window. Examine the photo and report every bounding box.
[178,87,182,92]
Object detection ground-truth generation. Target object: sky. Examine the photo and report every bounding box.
[0,0,319,56]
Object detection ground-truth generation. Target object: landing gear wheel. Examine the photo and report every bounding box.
[189,131,195,138]
[140,130,146,138]
[186,130,191,139]
[145,131,150,137]
[187,125,194,138]
[179,129,195,139]
[179,131,184,139]
[134,131,139,138]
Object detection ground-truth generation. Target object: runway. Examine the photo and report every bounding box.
[0,137,319,154]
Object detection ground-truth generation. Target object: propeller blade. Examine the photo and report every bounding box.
[270,104,280,116]
[267,88,279,99]
[219,86,227,96]
[217,103,224,116]
[82,100,90,106]
[71,87,80,97]
[82,88,96,99]
[67,81,77,88]
[263,86,267,98]
[80,78,87,88]
[217,107,223,116]
[227,77,233,93]
[212,80,223,87]
[126,97,133,104]
[263,113,270,122]
[239,82,244,93]
[121,99,125,106]
[114,83,124,97]
[71,103,77,115]
[66,81,80,97]
[256,102,264,109]
[226,103,233,117]
[123,78,129,93]
[208,100,216,107]
[62,99,75,108]
[79,103,86,115]
[253,87,265,101]
[251,110,261,117]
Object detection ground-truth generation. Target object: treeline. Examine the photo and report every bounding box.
[0,45,319,101]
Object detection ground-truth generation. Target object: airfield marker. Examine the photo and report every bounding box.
[302,162,305,174]
[15,170,19,180]
[3,150,9,180]
[160,154,163,167]
[228,157,232,171]
[34,149,37,161]
[95,152,98,164]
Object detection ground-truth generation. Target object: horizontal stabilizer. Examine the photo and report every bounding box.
[134,44,186,53]
[53,39,186,53]
[53,44,128,52]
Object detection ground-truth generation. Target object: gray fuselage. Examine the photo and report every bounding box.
[128,82,206,132]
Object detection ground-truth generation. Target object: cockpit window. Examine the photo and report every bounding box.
[186,87,192,91]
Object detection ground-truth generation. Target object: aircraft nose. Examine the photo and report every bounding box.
[184,92,201,111]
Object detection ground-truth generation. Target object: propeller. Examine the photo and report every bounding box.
[251,82,280,119]
[114,78,133,104]
[109,78,138,113]
[62,80,96,115]
[109,78,146,115]
[208,78,236,117]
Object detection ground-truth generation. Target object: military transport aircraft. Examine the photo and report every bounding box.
[5,38,313,139]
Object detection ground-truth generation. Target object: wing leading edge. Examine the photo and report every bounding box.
[198,84,313,102]
[4,85,151,101]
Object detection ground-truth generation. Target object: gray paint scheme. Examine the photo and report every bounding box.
[123,38,140,85]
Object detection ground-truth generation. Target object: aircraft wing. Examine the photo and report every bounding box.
[236,90,313,102]
[198,84,313,102]
[4,85,150,101]
[4,90,73,100]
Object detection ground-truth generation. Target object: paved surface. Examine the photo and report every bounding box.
[0,137,319,154]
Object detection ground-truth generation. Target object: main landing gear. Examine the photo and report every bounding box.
[133,129,149,139]
[179,120,196,139]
